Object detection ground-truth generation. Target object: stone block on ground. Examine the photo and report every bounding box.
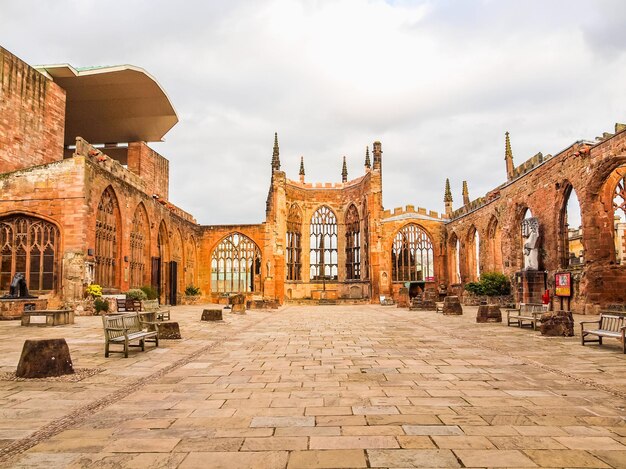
[232,303,246,314]
[540,310,574,336]
[201,309,223,321]
[476,304,502,323]
[442,295,463,315]
[396,287,410,308]
[230,293,246,305]
[158,322,181,339]
[16,339,74,378]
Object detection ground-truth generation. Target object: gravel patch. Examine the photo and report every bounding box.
[0,368,104,382]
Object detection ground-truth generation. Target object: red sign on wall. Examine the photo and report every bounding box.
[555,272,571,297]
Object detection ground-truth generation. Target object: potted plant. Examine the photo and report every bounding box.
[182,285,201,305]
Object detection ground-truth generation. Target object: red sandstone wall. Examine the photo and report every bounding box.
[199,224,267,300]
[127,141,170,200]
[446,128,626,312]
[0,48,65,174]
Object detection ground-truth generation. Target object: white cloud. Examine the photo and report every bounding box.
[2,0,625,224]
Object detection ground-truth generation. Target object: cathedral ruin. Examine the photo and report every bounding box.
[1,46,625,313]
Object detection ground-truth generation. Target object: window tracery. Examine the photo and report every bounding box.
[0,216,59,292]
[345,205,360,280]
[309,206,338,281]
[95,187,119,288]
[129,205,149,288]
[211,233,261,293]
[286,204,302,281]
[391,224,434,282]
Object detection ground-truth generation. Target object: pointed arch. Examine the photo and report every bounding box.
[211,232,262,293]
[466,225,479,281]
[486,215,503,273]
[345,204,361,280]
[286,204,303,281]
[448,231,461,284]
[129,202,150,288]
[0,214,60,292]
[610,166,626,264]
[559,182,584,267]
[185,234,198,288]
[95,186,121,288]
[157,221,170,302]
[362,197,370,280]
[391,223,434,282]
[172,228,184,299]
[310,206,338,281]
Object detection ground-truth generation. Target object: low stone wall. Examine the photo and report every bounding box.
[462,293,514,307]
[0,298,48,320]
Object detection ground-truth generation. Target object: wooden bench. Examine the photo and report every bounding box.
[117,299,142,312]
[506,303,547,330]
[141,299,170,321]
[581,313,626,353]
[102,312,159,358]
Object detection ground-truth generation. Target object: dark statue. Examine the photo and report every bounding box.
[2,273,37,299]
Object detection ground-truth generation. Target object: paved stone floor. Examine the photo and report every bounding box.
[0,304,624,468]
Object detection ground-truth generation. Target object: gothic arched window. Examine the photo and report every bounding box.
[286,204,302,281]
[95,187,120,288]
[0,215,59,292]
[362,199,369,280]
[345,204,360,280]
[391,224,434,282]
[211,233,261,293]
[310,206,338,281]
[129,204,149,288]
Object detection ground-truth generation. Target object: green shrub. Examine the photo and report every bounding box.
[185,285,201,296]
[126,288,148,301]
[94,297,109,314]
[464,272,511,296]
[140,285,158,300]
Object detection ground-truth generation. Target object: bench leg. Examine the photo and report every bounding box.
[105,341,110,358]
[140,339,145,351]
[124,338,129,358]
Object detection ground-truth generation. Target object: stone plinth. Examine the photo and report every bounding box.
[232,304,246,314]
[442,296,463,315]
[201,309,223,321]
[0,298,48,320]
[515,270,547,305]
[396,288,410,308]
[476,305,502,323]
[247,299,279,310]
[540,311,574,336]
[21,309,74,327]
[16,339,74,378]
[230,293,246,305]
[409,299,436,311]
[158,322,181,339]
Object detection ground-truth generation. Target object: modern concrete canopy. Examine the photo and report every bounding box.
[36,63,178,146]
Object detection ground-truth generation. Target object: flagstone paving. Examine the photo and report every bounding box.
[0,304,624,468]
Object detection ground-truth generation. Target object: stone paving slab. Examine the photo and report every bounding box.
[0,304,624,468]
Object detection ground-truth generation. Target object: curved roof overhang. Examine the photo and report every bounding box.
[36,63,178,146]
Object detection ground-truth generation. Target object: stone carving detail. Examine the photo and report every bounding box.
[522,217,540,270]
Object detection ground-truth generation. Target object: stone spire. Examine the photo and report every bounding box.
[462,180,470,206]
[341,156,348,183]
[444,178,453,217]
[364,146,371,169]
[299,156,305,183]
[271,132,281,171]
[505,131,514,181]
[372,141,382,170]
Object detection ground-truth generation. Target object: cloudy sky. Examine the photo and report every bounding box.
[2,0,625,225]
